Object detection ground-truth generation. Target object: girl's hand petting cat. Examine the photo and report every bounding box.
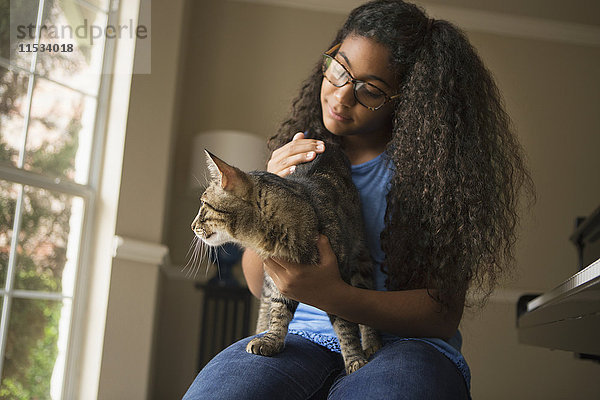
[267,132,325,177]
[263,235,345,308]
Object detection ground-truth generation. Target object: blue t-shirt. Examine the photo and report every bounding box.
[287,151,471,388]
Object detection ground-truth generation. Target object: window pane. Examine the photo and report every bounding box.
[15,186,84,296]
[0,298,71,400]
[0,66,29,168]
[24,77,96,183]
[0,181,21,287]
[36,0,107,95]
[5,0,39,70]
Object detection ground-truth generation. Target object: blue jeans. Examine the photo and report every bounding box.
[183,334,470,399]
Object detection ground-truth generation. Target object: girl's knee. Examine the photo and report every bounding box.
[328,341,469,400]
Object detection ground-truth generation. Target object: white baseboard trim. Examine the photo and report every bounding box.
[112,235,170,266]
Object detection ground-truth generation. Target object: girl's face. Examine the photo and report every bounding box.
[320,35,398,140]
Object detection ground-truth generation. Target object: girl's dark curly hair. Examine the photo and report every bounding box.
[268,0,534,308]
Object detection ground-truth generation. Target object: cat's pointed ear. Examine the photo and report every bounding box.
[204,150,225,183]
[204,150,247,192]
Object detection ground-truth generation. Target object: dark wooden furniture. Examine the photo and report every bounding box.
[516,205,600,360]
[195,282,253,371]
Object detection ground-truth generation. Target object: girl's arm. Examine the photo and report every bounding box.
[241,249,265,299]
[324,284,464,340]
[264,236,465,340]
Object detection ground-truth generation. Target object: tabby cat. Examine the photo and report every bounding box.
[191,144,381,373]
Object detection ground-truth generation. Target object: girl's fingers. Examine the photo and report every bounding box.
[269,151,317,176]
[316,235,336,266]
[273,152,317,177]
[272,139,323,161]
[268,137,325,176]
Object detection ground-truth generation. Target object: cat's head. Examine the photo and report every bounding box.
[191,150,255,247]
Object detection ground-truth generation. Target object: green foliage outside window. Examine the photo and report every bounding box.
[0,0,88,397]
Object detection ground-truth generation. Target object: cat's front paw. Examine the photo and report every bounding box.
[362,343,381,359]
[345,356,368,374]
[362,335,382,359]
[360,325,382,359]
[245,336,284,357]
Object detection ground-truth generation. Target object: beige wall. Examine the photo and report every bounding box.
[152,0,600,399]
[469,32,600,289]
[460,30,600,399]
[154,2,346,398]
[165,0,346,265]
[94,0,187,398]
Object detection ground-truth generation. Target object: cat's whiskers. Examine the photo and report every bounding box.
[220,246,232,257]
[184,236,207,279]
[212,246,221,281]
[194,239,206,279]
[192,174,202,189]
[185,236,198,261]
[195,240,204,275]
[203,245,211,278]
[201,243,212,278]
[205,244,214,278]
[182,236,199,277]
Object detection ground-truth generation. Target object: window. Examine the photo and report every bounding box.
[0,0,113,398]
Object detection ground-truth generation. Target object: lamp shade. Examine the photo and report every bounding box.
[189,130,268,191]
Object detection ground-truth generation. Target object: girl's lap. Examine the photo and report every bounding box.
[183,334,344,400]
[183,335,469,400]
[328,339,470,400]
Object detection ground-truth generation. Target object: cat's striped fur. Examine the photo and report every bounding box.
[191,144,381,373]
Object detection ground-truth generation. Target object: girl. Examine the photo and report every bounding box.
[184,0,533,398]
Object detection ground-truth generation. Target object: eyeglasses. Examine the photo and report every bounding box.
[322,43,400,111]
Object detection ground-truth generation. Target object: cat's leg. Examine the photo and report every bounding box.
[329,315,368,374]
[255,280,271,334]
[359,324,381,358]
[351,247,382,358]
[246,277,298,356]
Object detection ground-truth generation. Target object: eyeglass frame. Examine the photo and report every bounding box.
[322,43,401,111]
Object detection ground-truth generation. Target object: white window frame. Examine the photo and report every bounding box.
[0,0,127,398]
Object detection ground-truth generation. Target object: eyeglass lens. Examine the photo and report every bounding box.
[322,55,387,109]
